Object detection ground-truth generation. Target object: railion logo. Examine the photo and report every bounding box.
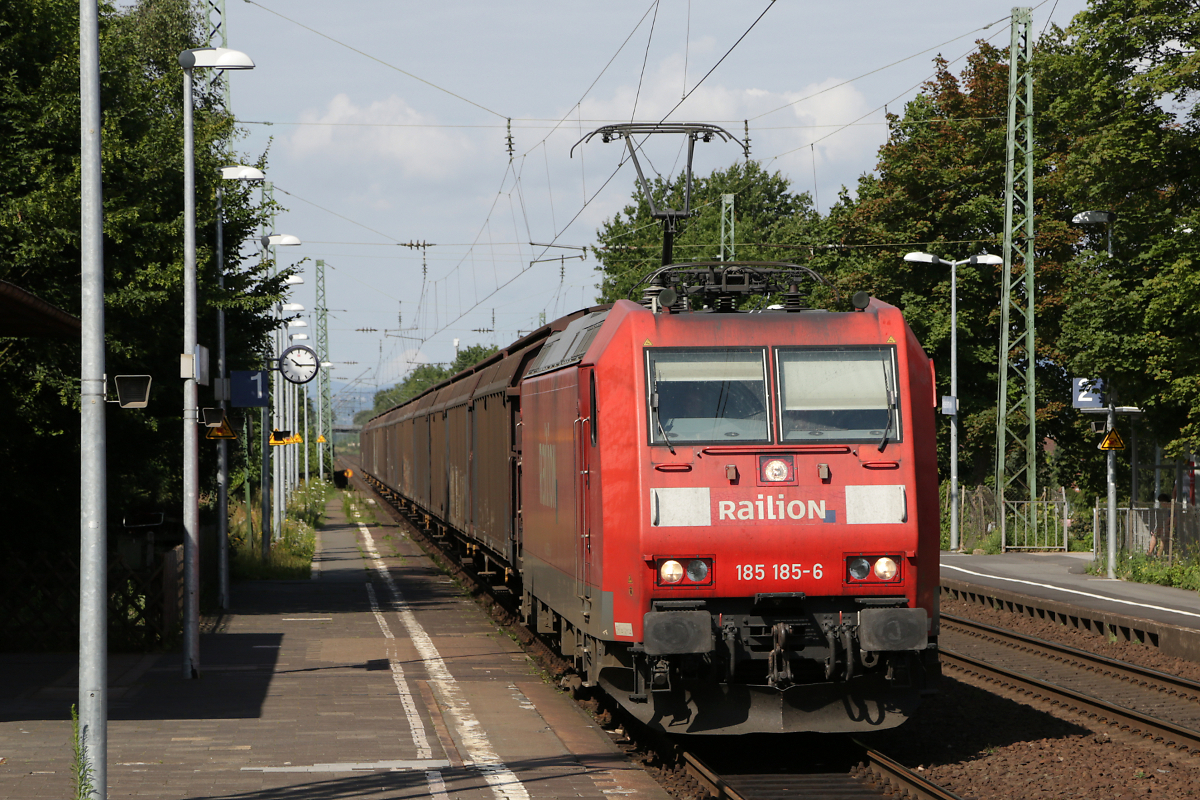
[711,488,838,524]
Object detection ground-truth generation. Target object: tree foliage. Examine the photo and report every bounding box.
[355,344,501,425]
[0,0,284,549]
[593,160,825,304]
[590,0,1200,500]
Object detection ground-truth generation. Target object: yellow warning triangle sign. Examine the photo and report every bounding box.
[291,433,304,444]
[206,416,238,440]
[316,435,327,443]
[1099,429,1125,451]
[270,429,290,446]
[886,335,896,344]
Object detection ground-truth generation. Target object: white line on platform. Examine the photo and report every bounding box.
[942,563,1200,620]
[365,581,434,759]
[359,522,532,800]
[242,759,451,773]
[280,618,333,621]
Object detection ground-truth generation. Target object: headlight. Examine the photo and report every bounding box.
[660,559,684,584]
[848,557,871,580]
[874,557,898,581]
[762,459,789,482]
[685,559,709,582]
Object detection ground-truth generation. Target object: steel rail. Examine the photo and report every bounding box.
[942,613,1200,700]
[354,461,962,800]
[940,646,1200,754]
[857,746,967,800]
[682,748,963,800]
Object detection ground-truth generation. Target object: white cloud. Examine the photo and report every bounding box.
[564,59,883,212]
[286,94,477,180]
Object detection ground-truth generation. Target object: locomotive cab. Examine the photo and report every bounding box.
[562,296,941,734]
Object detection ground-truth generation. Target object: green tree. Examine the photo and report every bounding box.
[594,160,823,304]
[0,0,283,550]
[1045,0,1200,469]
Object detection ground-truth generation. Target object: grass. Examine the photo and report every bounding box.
[71,704,94,800]
[1103,551,1200,592]
[229,480,335,580]
[342,492,379,527]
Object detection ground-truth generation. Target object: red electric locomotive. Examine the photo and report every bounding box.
[361,122,939,735]
[361,278,940,735]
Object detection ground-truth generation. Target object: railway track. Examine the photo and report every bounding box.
[681,741,962,800]
[941,613,1200,753]
[347,463,962,800]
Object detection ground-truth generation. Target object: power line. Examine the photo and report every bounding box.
[242,0,507,119]
[656,1,777,124]
[748,14,1011,122]
[240,116,1004,131]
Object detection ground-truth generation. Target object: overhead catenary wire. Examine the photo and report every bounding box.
[265,3,1038,384]
[747,14,1011,122]
[631,0,661,123]
[242,0,508,120]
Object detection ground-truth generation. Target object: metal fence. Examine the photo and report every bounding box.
[1002,498,1069,551]
[1095,502,1200,560]
[956,486,999,553]
[954,486,1070,552]
[0,545,183,652]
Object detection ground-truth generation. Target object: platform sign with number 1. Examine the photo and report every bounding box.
[230,370,269,408]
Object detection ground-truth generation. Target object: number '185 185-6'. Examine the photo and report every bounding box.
[735,563,822,580]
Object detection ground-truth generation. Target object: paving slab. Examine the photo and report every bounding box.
[0,492,673,800]
[941,551,1200,630]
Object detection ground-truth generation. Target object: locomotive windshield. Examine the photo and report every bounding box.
[647,349,770,444]
[775,346,901,443]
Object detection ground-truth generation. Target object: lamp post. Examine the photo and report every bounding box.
[179,46,254,680]
[264,239,301,537]
[215,164,264,611]
[79,1,107,793]
[288,331,309,489]
[1072,210,1119,577]
[275,295,304,533]
[904,252,1003,551]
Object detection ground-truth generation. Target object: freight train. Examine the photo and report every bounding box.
[360,263,941,734]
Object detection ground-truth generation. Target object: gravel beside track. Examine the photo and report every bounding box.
[843,591,1200,799]
[350,469,1200,800]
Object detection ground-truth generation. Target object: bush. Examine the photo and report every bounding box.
[229,481,334,580]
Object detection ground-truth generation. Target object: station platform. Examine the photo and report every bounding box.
[940,550,1200,660]
[0,499,670,800]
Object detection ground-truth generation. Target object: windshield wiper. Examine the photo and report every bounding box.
[650,390,676,455]
[878,390,895,452]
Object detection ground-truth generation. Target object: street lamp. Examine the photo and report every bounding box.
[215,164,264,613]
[179,46,254,680]
[1071,210,1115,257]
[270,266,303,536]
[1071,209,1120,578]
[904,252,1003,551]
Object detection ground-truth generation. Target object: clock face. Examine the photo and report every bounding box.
[279,345,319,384]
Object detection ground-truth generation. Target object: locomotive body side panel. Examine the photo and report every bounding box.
[521,366,586,630]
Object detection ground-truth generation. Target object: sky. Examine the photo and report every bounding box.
[206,0,1092,421]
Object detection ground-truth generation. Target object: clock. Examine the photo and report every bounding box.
[278,345,319,384]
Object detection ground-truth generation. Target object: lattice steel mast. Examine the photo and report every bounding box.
[995,7,1037,547]
[315,259,334,477]
[720,193,735,261]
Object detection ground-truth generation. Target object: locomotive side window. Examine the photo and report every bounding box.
[774,346,901,443]
[646,348,770,445]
